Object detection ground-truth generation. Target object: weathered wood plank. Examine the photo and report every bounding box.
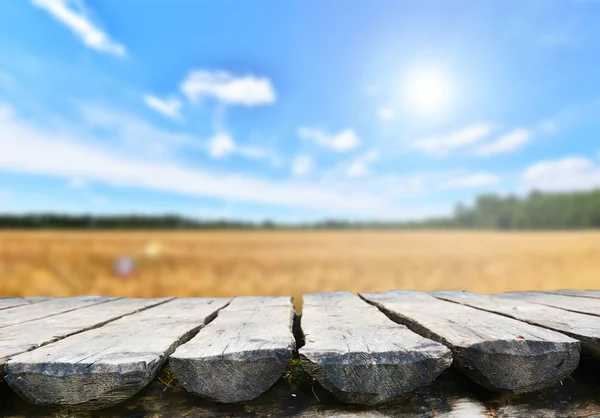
[5,297,230,410]
[0,298,48,311]
[498,292,600,316]
[5,364,600,417]
[299,291,452,405]
[170,296,295,403]
[0,297,172,378]
[0,296,113,328]
[552,289,600,299]
[360,290,580,394]
[432,290,600,361]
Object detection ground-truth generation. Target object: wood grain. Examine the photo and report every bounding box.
[498,292,600,316]
[0,298,47,311]
[0,296,112,328]
[299,291,452,405]
[0,297,171,377]
[360,290,580,394]
[433,290,600,361]
[552,290,600,299]
[170,296,295,403]
[5,297,230,410]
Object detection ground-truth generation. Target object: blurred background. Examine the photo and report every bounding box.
[1,0,599,309]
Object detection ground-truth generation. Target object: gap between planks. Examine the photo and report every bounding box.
[5,298,231,410]
[0,297,174,379]
[170,296,296,403]
[0,296,117,329]
[299,291,452,405]
[432,290,600,362]
[360,290,580,394]
[496,291,600,317]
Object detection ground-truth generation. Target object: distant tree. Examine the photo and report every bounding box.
[3,188,600,230]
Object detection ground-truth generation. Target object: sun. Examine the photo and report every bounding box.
[402,68,453,114]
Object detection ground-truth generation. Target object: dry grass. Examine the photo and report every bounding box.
[0,230,599,311]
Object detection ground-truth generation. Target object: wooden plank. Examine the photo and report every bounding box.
[298,291,452,405]
[0,296,113,328]
[170,296,295,403]
[498,291,600,316]
[360,290,580,394]
[432,290,600,361]
[5,365,600,417]
[552,289,600,299]
[0,298,48,311]
[0,297,173,377]
[5,297,230,410]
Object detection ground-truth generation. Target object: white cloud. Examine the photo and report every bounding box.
[413,123,492,157]
[180,70,276,106]
[522,157,600,192]
[0,103,396,216]
[143,95,182,120]
[440,173,500,189]
[208,132,235,158]
[68,177,87,189]
[80,103,278,164]
[292,155,312,177]
[475,129,532,156]
[345,150,379,178]
[205,132,280,164]
[67,176,110,204]
[80,105,201,157]
[298,127,360,152]
[378,107,395,121]
[32,0,126,56]
[238,147,281,166]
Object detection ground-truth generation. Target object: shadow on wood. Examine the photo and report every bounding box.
[170,296,296,403]
[360,291,580,394]
[299,292,452,405]
[3,361,600,417]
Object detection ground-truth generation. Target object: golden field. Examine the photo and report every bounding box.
[0,230,598,311]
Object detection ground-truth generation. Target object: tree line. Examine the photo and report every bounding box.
[2,189,600,230]
[437,189,600,230]
[0,214,257,229]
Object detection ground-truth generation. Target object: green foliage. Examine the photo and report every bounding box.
[0,214,257,229]
[442,189,600,230]
[283,358,312,387]
[3,188,600,230]
[282,358,321,401]
[158,365,184,392]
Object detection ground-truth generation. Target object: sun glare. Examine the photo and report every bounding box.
[402,68,453,114]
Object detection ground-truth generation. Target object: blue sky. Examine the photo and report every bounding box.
[1,0,600,221]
